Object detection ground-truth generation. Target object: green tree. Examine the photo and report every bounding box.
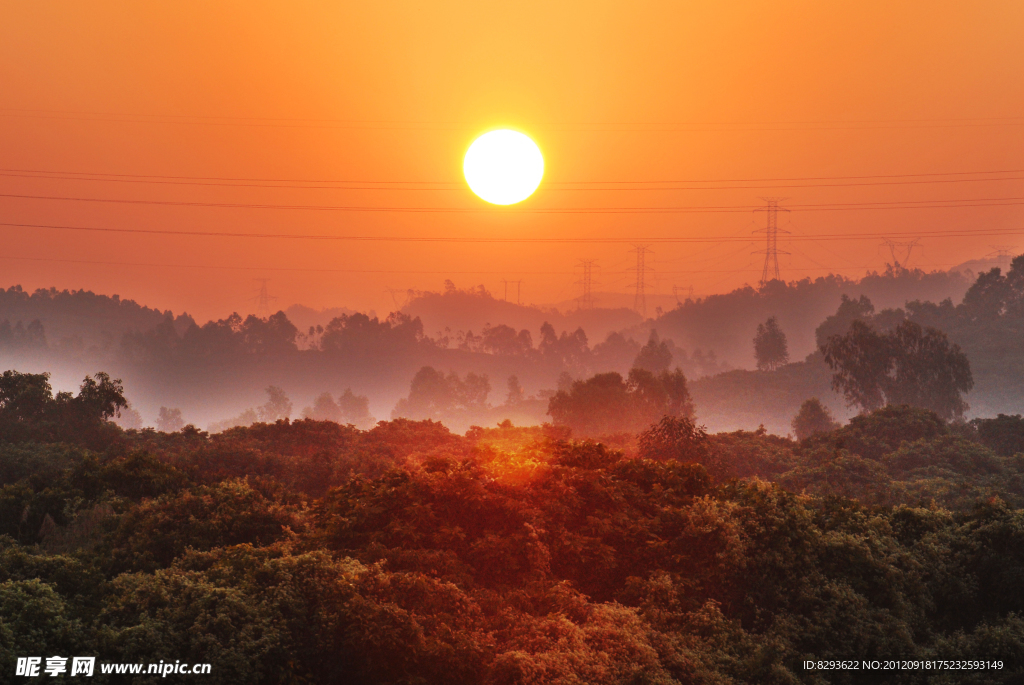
[638,415,710,463]
[753,316,789,371]
[972,413,1024,456]
[0,370,126,445]
[0,579,87,675]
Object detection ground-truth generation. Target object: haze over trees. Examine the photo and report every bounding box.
[392,366,492,421]
[302,388,375,428]
[547,368,695,436]
[653,265,971,367]
[3,367,1024,681]
[791,397,841,440]
[0,259,1018,434]
[632,329,673,373]
[822,319,974,419]
[753,316,789,371]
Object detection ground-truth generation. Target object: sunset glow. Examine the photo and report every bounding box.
[463,130,544,205]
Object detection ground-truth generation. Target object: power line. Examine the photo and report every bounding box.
[985,245,1016,260]
[5,169,1024,191]
[4,191,1024,213]
[0,252,970,276]
[6,220,1024,244]
[5,107,1024,131]
[5,166,1024,187]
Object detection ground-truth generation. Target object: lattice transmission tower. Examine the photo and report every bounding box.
[253,279,277,318]
[753,198,790,286]
[629,245,654,318]
[576,259,597,309]
[986,245,1016,264]
[672,285,694,304]
[880,238,920,269]
[502,279,522,304]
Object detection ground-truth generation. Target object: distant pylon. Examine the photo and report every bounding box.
[672,285,694,304]
[986,245,1015,262]
[253,278,277,318]
[880,238,920,269]
[502,279,523,304]
[385,287,415,311]
[753,198,790,286]
[629,245,654,318]
[576,260,597,309]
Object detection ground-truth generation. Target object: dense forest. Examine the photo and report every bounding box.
[2,369,1023,683]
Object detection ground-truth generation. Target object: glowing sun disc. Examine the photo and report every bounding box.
[464,129,544,205]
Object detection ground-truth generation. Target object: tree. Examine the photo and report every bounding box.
[392,366,491,420]
[72,372,128,421]
[114,405,145,430]
[302,392,342,422]
[0,370,126,444]
[638,415,710,463]
[822,319,973,419]
[791,398,840,440]
[481,324,533,356]
[547,368,695,436]
[257,386,292,422]
[337,388,374,427]
[0,370,54,426]
[632,329,673,373]
[753,317,789,371]
[157,407,184,432]
[505,375,525,406]
[971,414,1024,457]
[885,320,973,418]
[815,294,875,349]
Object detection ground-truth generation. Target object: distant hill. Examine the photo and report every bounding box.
[650,266,972,369]
[402,281,643,345]
[950,254,1014,276]
[0,285,194,352]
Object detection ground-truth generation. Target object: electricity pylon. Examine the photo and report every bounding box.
[753,198,790,286]
[253,279,277,318]
[576,259,597,309]
[629,245,654,318]
[880,238,920,269]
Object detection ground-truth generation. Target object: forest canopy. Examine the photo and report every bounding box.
[2,365,1023,682]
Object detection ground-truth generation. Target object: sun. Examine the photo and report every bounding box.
[463,129,544,205]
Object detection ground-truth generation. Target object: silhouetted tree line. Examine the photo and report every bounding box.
[0,285,194,351]
[0,319,47,351]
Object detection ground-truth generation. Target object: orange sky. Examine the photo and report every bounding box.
[2,0,1023,322]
